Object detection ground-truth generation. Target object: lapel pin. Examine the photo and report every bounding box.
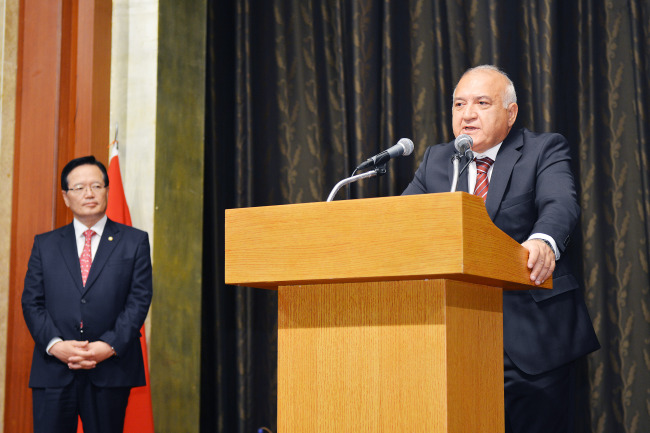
[108,236,114,241]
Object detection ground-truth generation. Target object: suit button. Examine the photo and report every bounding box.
[81,299,86,304]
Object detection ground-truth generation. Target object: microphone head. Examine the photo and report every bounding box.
[454,134,473,154]
[397,138,414,156]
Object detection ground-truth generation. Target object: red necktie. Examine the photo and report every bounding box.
[80,229,95,286]
[474,157,494,202]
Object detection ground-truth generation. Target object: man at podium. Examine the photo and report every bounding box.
[403,65,600,433]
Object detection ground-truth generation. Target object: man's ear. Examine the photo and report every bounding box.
[507,103,519,127]
[61,190,70,208]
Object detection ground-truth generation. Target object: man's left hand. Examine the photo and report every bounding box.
[522,239,555,285]
[67,341,115,370]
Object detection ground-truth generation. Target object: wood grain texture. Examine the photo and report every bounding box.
[227,192,543,432]
[226,192,550,290]
[445,280,504,432]
[6,2,69,431]
[277,280,503,432]
[75,0,112,161]
[5,2,113,431]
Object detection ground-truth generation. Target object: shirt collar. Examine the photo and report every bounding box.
[73,215,108,238]
[474,142,502,161]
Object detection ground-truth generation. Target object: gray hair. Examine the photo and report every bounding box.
[453,65,517,108]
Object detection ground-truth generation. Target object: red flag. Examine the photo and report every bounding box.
[78,143,154,432]
[106,144,132,226]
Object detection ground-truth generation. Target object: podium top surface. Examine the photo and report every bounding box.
[225,192,550,290]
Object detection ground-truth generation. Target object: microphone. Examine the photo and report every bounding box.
[450,134,473,193]
[454,134,473,159]
[356,138,414,170]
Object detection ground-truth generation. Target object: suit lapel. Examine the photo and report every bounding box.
[486,131,523,219]
[59,223,85,292]
[83,219,121,293]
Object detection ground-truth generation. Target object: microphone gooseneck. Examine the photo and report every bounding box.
[450,134,474,192]
[328,138,415,201]
[356,138,415,170]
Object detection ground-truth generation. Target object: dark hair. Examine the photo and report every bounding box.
[60,156,109,190]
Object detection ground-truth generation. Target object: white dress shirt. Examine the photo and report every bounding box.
[72,215,107,259]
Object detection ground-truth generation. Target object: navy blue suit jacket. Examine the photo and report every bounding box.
[403,128,599,374]
[22,218,153,388]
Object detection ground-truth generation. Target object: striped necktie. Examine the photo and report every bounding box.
[473,157,494,202]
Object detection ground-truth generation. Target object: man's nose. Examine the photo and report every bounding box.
[462,103,478,119]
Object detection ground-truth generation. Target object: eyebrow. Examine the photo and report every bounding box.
[453,95,493,103]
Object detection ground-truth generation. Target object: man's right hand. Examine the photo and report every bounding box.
[49,340,97,370]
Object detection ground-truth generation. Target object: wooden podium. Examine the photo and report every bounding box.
[225,192,549,432]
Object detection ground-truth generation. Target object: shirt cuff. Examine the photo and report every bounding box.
[46,337,63,355]
[528,233,560,260]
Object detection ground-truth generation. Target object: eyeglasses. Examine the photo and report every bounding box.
[67,184,106,194]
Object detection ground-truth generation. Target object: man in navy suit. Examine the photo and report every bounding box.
[403,65,599,433]
[22,156,153,433]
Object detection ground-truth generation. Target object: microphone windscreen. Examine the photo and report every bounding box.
[454,134,473,153]
[398,138,414,156]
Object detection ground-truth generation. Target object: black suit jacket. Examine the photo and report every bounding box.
[22,218,153,388]
[403,128,599,374]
